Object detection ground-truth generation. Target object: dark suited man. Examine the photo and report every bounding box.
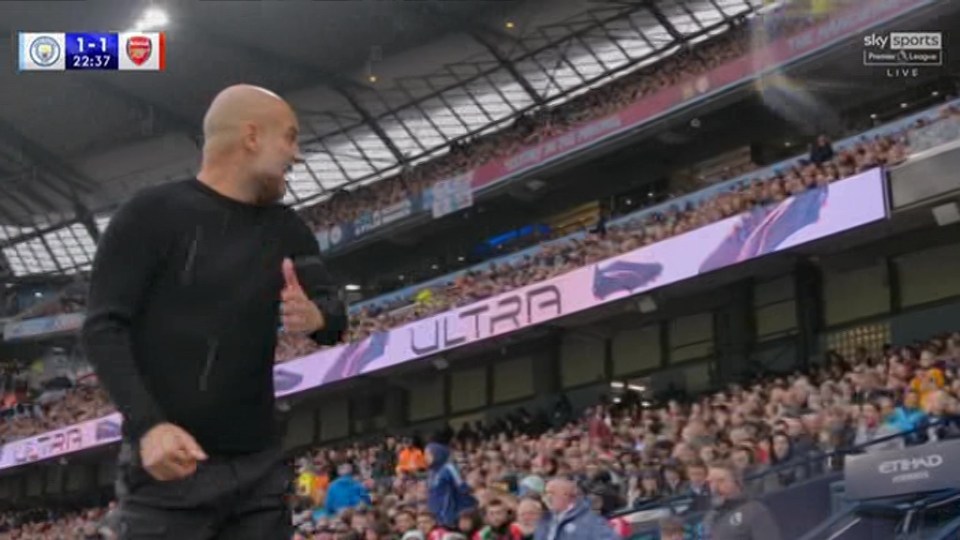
[82,84,346,539]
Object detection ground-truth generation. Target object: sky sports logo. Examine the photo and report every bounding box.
[862,31,943,78]
[864,32,943,50]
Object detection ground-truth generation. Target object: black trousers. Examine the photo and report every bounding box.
[114,442,293,540]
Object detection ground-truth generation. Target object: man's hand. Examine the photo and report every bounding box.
[139,423,208,481]
[281,258,325,335]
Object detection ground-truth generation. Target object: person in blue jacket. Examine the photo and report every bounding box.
[534,477,617,540]
[325,463,371,516]
[426,442,477,528]
[890,390,929,445]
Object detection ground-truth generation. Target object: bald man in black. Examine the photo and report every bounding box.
[83,85,346,539]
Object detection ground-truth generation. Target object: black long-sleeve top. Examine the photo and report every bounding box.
[81,179,346,455]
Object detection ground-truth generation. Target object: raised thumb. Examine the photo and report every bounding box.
[282,258,302,291]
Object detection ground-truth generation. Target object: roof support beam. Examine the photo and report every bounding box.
[299,5,642,149]
[0,117,98,194]
[334,88,406,164]
[16,182,59,213]
[179,24,370,93]
[396,83,451,141]
[643,0,686,41]
[300,160,329,197]
[0,188,26,228]
[469,30,545,107]
[73,202,100,243]
[81,78,203,148]
[367,91,428,154]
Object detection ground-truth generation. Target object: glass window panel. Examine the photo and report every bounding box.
[0,226,31,242]
[11,239,57,275]
[687,3,727,27]
[43,224,94,271]
[660,3,703,33]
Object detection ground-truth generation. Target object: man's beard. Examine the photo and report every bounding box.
[256,175,286,205]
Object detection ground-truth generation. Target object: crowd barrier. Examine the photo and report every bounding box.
[624,419,956,540]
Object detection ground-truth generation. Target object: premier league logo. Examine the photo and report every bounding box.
[29,36,60,67]
[126,36,152,66]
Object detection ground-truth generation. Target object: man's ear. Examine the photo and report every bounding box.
[242,123,259,152]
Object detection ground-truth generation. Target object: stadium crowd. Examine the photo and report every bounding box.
[344,111,929,342]
[3,4,960,540]
[4,329,960,539]
[299,7,822,234]
[2,63,959,447]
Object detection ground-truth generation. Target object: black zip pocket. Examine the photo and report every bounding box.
[180,226,203,286]
[199,337,219,391]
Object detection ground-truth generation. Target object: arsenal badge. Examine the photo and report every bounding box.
[126,36,152,66]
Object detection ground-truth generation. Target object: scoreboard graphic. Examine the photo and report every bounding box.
[18,32,166,71]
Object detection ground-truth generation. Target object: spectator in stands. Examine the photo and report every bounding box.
[764,432,806,492]
[375,436,400,481]
[808,134,834,164]
[855,401,904,453]
[457,508,484,539]
[326,463,372,517]
[475,498,522,540]
[427,442,478,529]
[922,390,960,442]
[892,389,928,445]
[518,476,545,498]
[628,469,662,508]
[395,509,423,540]
[514,498,544,540]
[660,464,685,498]
[417,510,448,540]
[587,493,630,538]
[398,438,427,476]
[658,516,685,540]
[683,461,712,513]
[702,463,781,540]
[535,477,617,540]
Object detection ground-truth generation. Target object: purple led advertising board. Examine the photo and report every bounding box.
[276,167,888,393]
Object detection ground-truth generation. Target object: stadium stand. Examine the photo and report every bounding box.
[0,98,955,447]
[4,329,960,538]
[298,7,824,237]
[0,85,957,450]
[3,1,960,539]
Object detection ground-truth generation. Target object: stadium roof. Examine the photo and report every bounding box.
[0,0,759,279]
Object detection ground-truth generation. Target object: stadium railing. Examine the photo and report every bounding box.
[621,419,958,539]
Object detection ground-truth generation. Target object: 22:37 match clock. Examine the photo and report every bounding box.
[18,32,166,71]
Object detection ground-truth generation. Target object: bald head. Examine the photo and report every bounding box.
[203,84,292,146]
[197,84,300,205]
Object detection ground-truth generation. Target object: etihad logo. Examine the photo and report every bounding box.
[878,454,944,484]
[878,454,944,474]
